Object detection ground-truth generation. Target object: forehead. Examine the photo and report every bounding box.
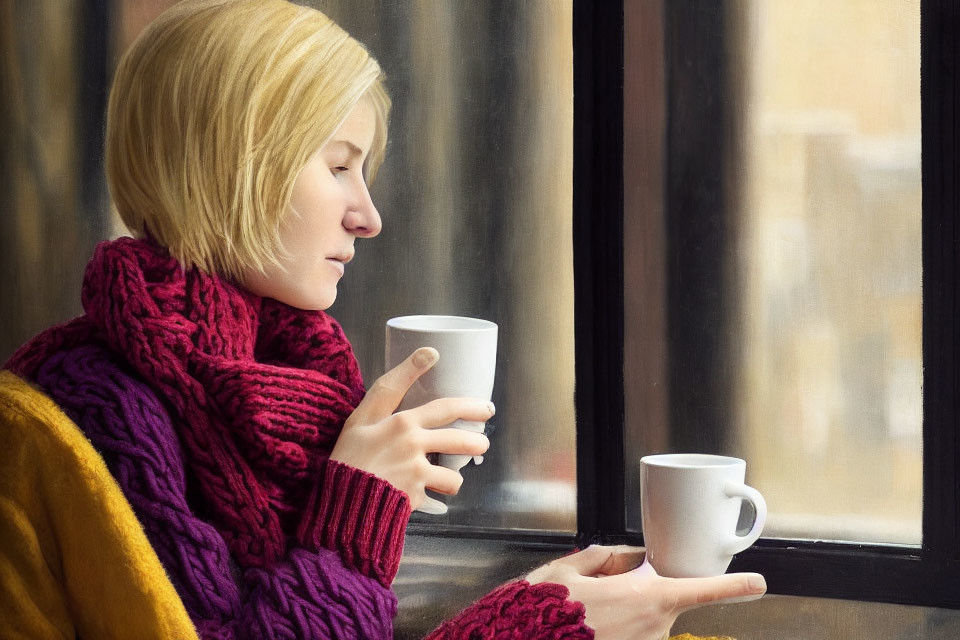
[325,98,376,154]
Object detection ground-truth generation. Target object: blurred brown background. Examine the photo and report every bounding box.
[0,0,577,531]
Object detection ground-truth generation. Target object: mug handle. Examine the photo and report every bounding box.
[723,481,767,556]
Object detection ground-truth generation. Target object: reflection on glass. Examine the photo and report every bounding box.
[2,0,576,532]
[733,0,921,544]
[319,1,576,531]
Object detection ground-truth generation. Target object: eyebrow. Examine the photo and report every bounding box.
[328,140,364,158]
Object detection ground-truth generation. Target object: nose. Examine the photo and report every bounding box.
[343,179,382,238]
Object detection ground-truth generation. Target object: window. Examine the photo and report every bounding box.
[384,0,957,613]
[732,0,922,545]
[626,0,923,546]
[323,1,578,532]
[617,0,958,607]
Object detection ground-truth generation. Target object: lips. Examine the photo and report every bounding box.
[328,249,354,263]
[325,249,353,277]
[325,258,345,276]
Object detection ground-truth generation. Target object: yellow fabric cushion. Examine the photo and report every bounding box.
[0,370,198,639]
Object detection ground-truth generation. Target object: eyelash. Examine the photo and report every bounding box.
[331,164,368,184]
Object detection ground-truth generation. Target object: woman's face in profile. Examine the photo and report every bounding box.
[242,96,381,310]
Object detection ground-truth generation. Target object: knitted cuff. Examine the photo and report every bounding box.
[425,580,594,640]
[295,459,411,587]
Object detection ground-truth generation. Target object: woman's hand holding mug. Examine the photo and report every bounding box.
[526,545,767,640]
[329,347,492,511]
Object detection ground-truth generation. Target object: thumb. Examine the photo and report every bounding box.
[669,572,767,613]
[558,545,636,577]
[590,545,646,576]
[349,347,438,425]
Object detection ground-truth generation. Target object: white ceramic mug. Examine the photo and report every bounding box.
[385,315,498,514]
[640,453,767,578]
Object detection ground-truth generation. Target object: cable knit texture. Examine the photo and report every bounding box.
[4,236,410,585]
[0,371,200,639]
[424,581,592,639]
[3,236,598,639]
[4,347,597,639]
[24,343,397,638]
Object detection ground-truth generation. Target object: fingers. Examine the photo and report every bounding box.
[670,572,767,612]
[423,464,465,495]
[422,428,490,456]
[403,397,495,429]
[352,347,439,423]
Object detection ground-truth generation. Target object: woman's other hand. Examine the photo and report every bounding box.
[526,545,767,640]
[329,347,492,510]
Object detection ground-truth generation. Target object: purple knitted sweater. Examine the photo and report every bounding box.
[29,341,592,639]
[34,342,395,638]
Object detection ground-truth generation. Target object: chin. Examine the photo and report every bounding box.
[239,269,337,311]
[284,288,336,312]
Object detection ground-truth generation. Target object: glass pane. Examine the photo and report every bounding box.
[1,2,105,360]
[734,0,921,543]
[2,1,575,532]
[624,0,921,545]
[321,1,576,531]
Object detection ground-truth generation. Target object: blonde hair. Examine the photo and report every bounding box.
[105,0,390,280]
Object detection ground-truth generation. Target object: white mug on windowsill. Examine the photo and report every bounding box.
[640,453,767,578]
[385,315,498,515]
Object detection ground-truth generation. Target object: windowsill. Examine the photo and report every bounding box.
[763,512,922,546]
[395,529,960,638]
[674,593,960,638]
[394,530,569,638]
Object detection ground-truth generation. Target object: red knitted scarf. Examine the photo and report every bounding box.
[6,237,366,568]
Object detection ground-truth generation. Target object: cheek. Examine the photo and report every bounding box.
[290,171,331,212]
[287,177,344,242]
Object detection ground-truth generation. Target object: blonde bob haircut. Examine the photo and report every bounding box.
[105,0,390,280]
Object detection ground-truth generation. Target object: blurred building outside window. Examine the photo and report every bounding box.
[733,0,922,544]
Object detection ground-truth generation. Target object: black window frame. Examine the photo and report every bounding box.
[580,0,959,609]
[414,0,959,610]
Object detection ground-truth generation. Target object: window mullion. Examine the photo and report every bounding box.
[920,0,960,564]
[573,0,627,544]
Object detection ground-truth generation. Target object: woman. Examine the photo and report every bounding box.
[0,0,765,638]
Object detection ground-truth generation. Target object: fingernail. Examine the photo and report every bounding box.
[413,348,437,368]
[487,402,496,415]
[749,575,767,592]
